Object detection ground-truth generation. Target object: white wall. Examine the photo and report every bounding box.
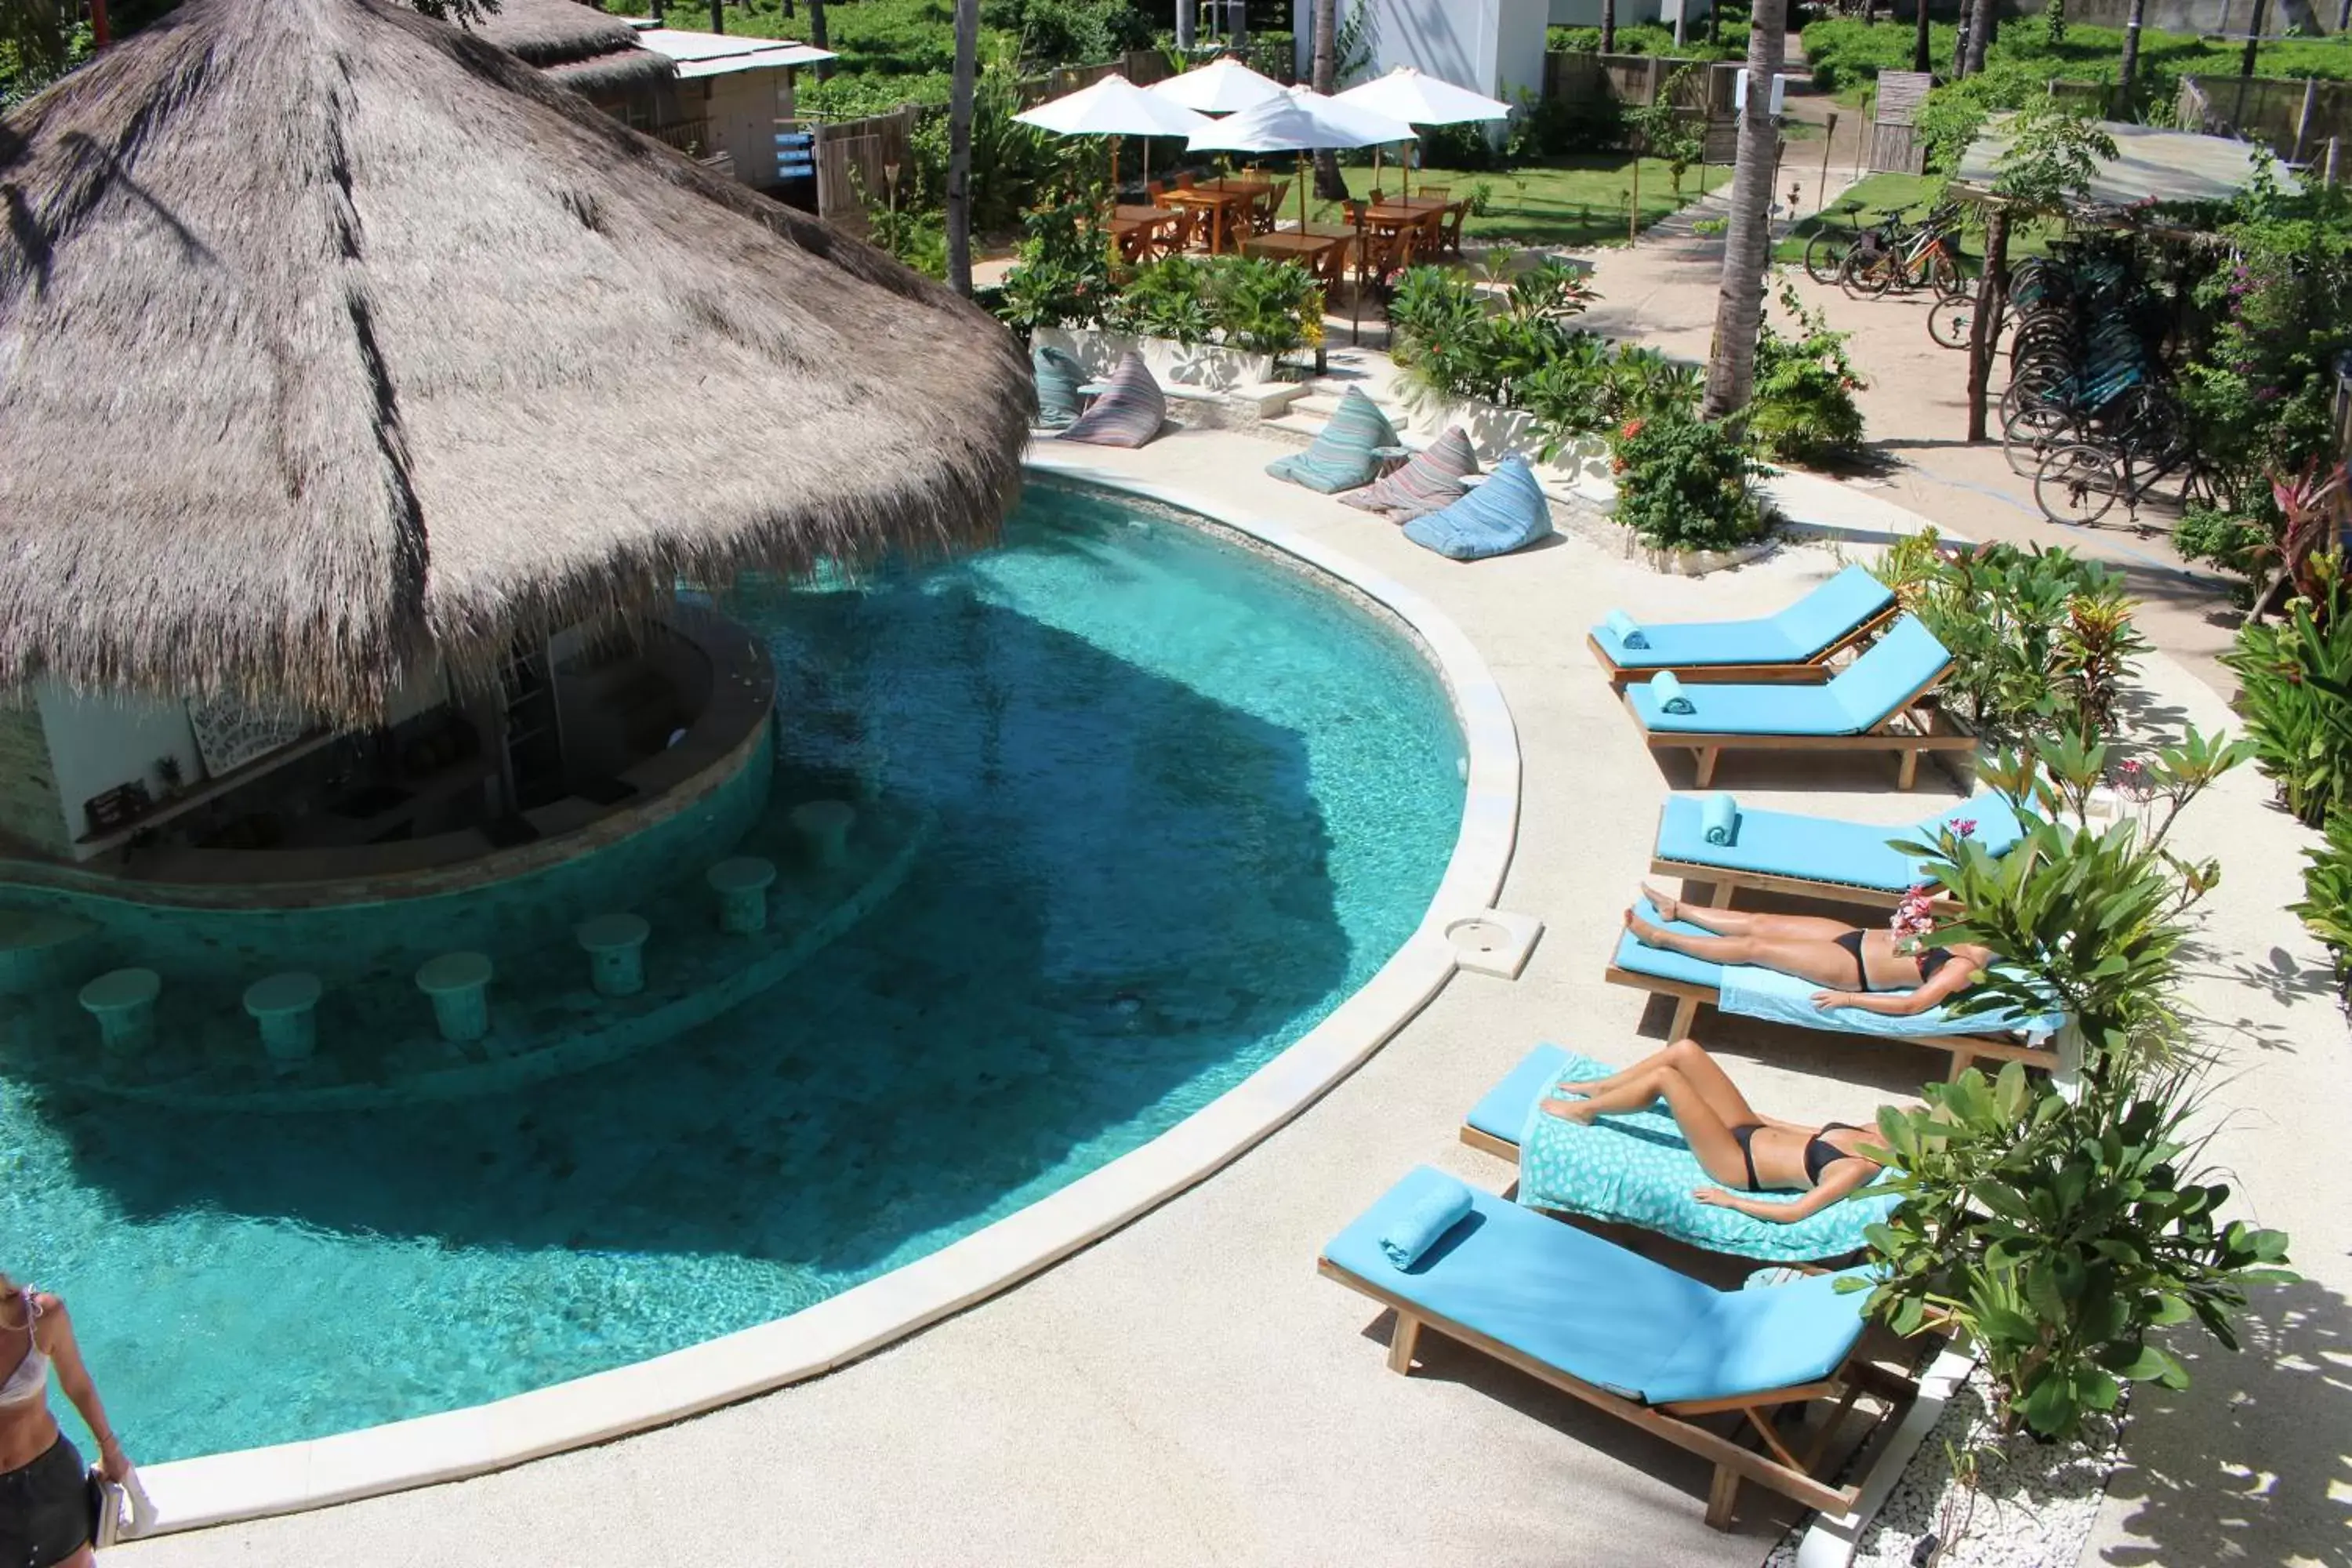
[1293,0,1548,109]
[36,681,205,844]
[1545,0,1713,31]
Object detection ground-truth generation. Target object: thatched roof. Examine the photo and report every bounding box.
[474,0,673,95]
[0,0,1031,724]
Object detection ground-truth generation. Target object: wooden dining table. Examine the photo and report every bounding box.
[1109,204,1182,261]
[1159,180,1271,255]
[1240,229,1352,283]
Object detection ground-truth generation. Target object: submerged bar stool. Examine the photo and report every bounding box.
[416,951,493,1043]
[78,967,160,1055]
[790,799,855,868]
[244,971,322,1072]
[706,857,777,935]
[575,913,651,998]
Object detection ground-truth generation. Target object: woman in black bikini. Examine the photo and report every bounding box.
[1539,1040,1891,1222]
[1628,883,1993,1018]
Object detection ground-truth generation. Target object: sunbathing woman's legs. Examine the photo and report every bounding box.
[1544,1064,1751,1191]
[1624,908,1858,989]
[1639,883,1860,942]
[1544,1039,1759,1131]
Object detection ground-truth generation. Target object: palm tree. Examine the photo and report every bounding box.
[1965,0,1990,71]
[807,0,829,78]
[946,0,979,296]
[1177,0,1196,50]
[1951,0,1972,75]
[2117,0,2147,104]
[1312,0,1347,199]
[1911,0,1931,73]
[1602,0,1617,55]
[1701,0,1788,419]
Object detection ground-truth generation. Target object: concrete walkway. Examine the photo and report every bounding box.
[118,427,2342,1568]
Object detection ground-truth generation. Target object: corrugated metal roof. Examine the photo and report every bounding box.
[634,27,835,78]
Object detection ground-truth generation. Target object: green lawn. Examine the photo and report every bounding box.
[1290,154,1719,249]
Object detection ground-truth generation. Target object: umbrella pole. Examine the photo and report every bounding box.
[1297,152,1308,233]
[1112,138,1120,204]
[1351,202,1364,347]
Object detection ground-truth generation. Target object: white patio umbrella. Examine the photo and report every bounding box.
[1149,54,1288,115]
[1334,67,1511,198]
[1187,88,1415,233]
[1014,74,1213,191]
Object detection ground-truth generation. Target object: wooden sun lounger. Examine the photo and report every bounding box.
[1625,669,1976,791]
[1601,964,2060,1081]
[1318,1176,1920,1531]
[1646,855,1922,913]
[1587,599,1900,689]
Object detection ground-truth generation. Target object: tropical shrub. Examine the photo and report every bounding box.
[1853,734,2288,1445]
[1005,249,1325,360]
[1748,282,1867,466]
[1610,416,1773,553]
[982,0,1152,65]
[1868,531,2147,745]
[992,199,1116,337]
[2222,558,2352,827]
[2292,810,2352,989]
[1385,261,1597,407]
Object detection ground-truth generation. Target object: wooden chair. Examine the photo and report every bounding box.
[1368,187,1386,206]
[1438,201,1468,258]
[1167,205,1203,253]
[1147,180,1168,206]
[1175,171,1197,190]
[1254,180,1291,234]
[1414,183,1450,201]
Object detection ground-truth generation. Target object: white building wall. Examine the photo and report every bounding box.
[35,681,205,844]
[701,70,784,187]
[1294,0,1548,107]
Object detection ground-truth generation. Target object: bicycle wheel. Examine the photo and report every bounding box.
[1930,251,1972,300]
[2005,405,2078,475]
[1841,251,1894,298]
[2036,444,2124,528]
[1928,294,1975,350]
[1804,231,1849,286]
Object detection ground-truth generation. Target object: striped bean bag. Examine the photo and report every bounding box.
[1338,425,1480,521]
[1058,350,1167,448]
[1402,454,1555,561]
[1033,343,1086,430]
[1265,386,1400,495]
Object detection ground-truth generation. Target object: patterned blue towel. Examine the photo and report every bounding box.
[1515,1049,1898,1262]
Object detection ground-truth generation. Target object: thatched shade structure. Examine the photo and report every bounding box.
[475,0,675,95]
[0,0,1031,726]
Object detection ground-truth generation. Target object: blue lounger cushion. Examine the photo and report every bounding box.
[1625,616,1952,737]
[1403,456,1554,561]
[1267,386,1402,494]
[1059,350,1167,448]
[1032,343,1086,430]
[1323,1166,1873,1405]
[1593,564,1896,670]
[1615,898,2064,1040]
[1512,1049,1898,1262]
[1654,791,2027,894]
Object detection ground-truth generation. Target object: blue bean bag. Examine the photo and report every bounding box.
[1059,350,1167,448]
[1402,454,1553,560]
[1265,386,1401,494]
[1032,343,1086,430]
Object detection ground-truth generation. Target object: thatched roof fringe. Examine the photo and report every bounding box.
[539,50,674,94]
[0,0,1033,724]
[471,0,648,68]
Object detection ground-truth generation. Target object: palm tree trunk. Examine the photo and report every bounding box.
[2117,0,2145,99]
[807,0,830,78]
[1312,0,1346,199]
[1862,0,1877,26]
[1177,0,1196,50]
[1951,0,1973,76]
[1965,0,1991,69]
[946,0,979,296]
[1602,0,1617,55]
[1702,0,1788,419]
[1912,0,1932,73]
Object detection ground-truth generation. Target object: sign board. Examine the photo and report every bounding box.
[1732,72,1798,115]
[775,130,816,180]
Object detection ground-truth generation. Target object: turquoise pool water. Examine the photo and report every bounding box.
[0,479,1465,1461]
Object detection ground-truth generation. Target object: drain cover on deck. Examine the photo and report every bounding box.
[1444,910,1543,980]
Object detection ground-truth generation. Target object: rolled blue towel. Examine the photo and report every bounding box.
[1700,791,1739,845]
[1605,609,1647,649]
[1379,1179,1474,1270]
[1651,670,1697,716]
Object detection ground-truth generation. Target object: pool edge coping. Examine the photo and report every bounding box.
[132,454,1522,1535]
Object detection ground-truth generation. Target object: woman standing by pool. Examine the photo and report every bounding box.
[0,1272,130,1567]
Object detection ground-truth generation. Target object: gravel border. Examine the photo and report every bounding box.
[1767,1362,2128,1568]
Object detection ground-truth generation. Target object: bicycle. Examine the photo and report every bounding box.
[1840,209,1970,300]
[2032,425,2222,530]
[1802,201,1870,286]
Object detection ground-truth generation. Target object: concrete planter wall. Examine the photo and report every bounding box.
[1037,325,1276,394]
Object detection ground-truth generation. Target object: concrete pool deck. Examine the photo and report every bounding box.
[120,430,2343,1568]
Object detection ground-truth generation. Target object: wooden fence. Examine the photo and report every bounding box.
[2179,73,2352,163]
[1544,50,1738,161]
[794,104,922,236]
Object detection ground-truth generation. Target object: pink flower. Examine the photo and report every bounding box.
[1952,817,1977,838]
